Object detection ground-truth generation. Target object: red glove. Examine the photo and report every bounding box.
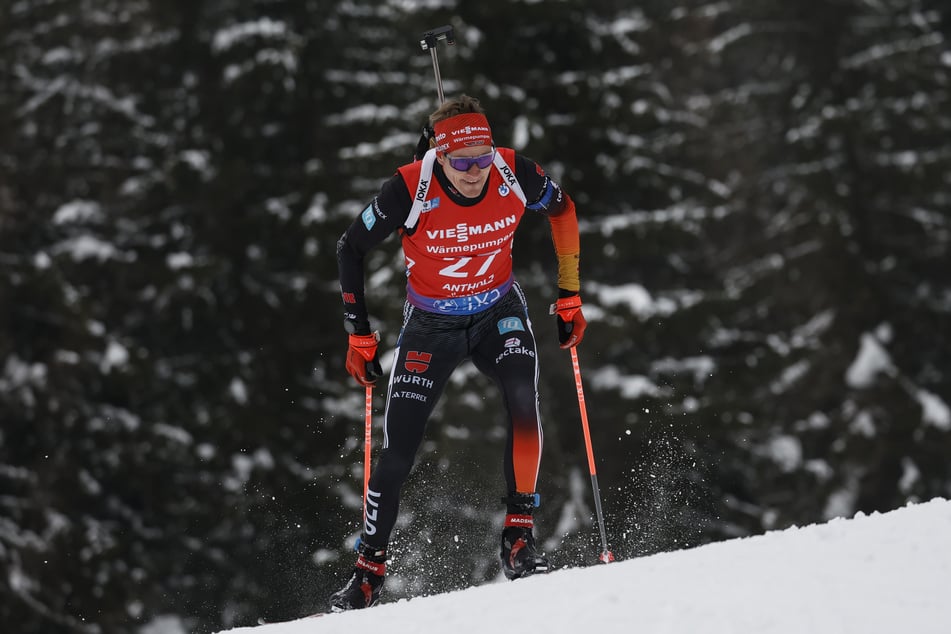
[346,332,383,386]
[550,296,587,349]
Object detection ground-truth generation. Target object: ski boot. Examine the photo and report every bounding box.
[500,493,550,580]
[329,541,386,611]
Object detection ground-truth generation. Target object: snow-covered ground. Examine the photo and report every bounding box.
[215,497,951,634]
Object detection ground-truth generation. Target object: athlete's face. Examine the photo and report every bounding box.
[437,145,494,198]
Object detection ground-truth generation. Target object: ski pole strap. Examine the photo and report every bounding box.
[549,294,583,320]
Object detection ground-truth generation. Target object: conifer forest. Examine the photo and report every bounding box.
[2,1,950,632]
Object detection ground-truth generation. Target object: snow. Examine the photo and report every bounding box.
[100,340,130,373]
[708,23,754,54]
[846,330,894,388]
[589,365,661,400]
[916,388,951,430]
[213,497,951,634]
[844,328,951,429]
[212,19,291,53]
[52,200,103,224]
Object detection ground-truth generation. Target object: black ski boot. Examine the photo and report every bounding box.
[499,493,550,580]
[329,541,386,611]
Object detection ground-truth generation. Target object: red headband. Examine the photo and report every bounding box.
[433,113,493,154]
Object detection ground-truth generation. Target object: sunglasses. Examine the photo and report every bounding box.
[445,149,495,172]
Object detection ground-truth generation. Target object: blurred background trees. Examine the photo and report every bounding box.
[1,0,949,632]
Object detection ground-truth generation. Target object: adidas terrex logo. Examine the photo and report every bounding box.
[427,216,517,243]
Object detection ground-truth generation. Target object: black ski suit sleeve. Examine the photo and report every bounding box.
[513,153,572,217]
[336,173,412,334]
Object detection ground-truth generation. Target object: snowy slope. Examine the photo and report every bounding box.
[216,498,951,634]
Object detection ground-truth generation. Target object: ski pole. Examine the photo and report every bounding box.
[419,25,454,105]
[363,384,373,522]
[570,346,615,564]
